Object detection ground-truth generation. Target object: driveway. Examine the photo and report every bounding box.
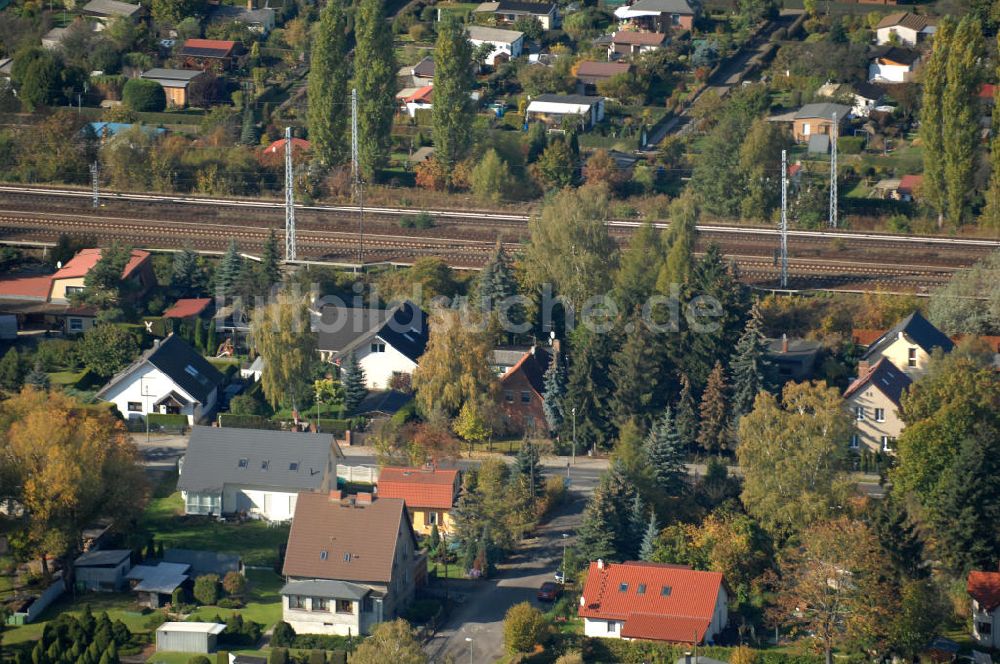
[424,488,585,663]
[132,432,188,471]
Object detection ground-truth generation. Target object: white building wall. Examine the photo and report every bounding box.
[584,618,623,639]
[469,37,524,64]
[868,62,912,83]
[876,25,919,45]
[282,595,363,636]
[100,363,213,424]
[355,340,418,390]
[221,485,298,521]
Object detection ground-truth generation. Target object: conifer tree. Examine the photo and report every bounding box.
[639,509,659,561]
[432,16,475,174]
[354,0,397,179]
[194,317,205,352]
[214,240,243,299]
[610,313,664,427]
[206,320,217,357]
[542,351,566,433]
[171,248,200,295]
[627,492,646,559]
[563,332,616,451]
[240,99,256,145]
[342,351,367,413]
[729,303,772,421]
[674,373,698,450]
[259,228,282,290]
[0,347,23,391]
[644,408,686,496]
[697,361,730,455]
[477,240,524,329]
[308,0,350,167]
[657,191,698,292]
[614,221,662,313]
[576,461,636,562]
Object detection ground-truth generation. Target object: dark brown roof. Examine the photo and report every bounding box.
[282,493,416,584]
[500,348,550,394]
[612,31,668,45]
[876,11,930,31]
[576,61,633,81]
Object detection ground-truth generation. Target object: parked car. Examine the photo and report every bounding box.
[537,581,562,602]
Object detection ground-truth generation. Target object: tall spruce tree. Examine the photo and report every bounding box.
[614,221,662,313]
[171,248,200,295]
[577,461,636,562]
[627,491,646,559]
[644,408,686,496]
[919,18,954,223]
[259,228,282,290]
[542,350,566,433]
[729,303,772,421]
[515,441,543,499]
[342,351,367,413]
[870,497,926,580]
[215,240,243,299]
[639,509,658,561]
[674,373,698,451]
[354,0,397,179]
[941,17,984,226]
[656,191,698,292]
[432,16,475,174]
[477,240,524,329]
[697,361,730,455]
[610,313,664,428]
[308,0,350,168]
[563,332,616,451]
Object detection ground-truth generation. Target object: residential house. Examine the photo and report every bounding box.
[259,137,310,167]
[376,467,461,535]
[766,335,822,382]
[856,311,954,377]
[73,550,133,592]
[127,562,191,608]
[81,0,148,29]
[162,297,213,323]
[280,492,425,636]
[608,31,669,58]
[0,274,72,332]
[177,426,342,520]
[410,56,435,85]
[178,39,238,71]
[96,333,224,424]
[968,571,1000,649]
[315,300,428,390]
[492,345,536,374]
[140,68,205,108]
[41,27,70,50]
[163,549,244,578]
[498,346,551,436]
[208,3,276,34]
[896,174,921,201]
[467,25,524,66]
[843,358,911,453]
[875,12,934,46]
[155,623,225,654]
[526,94,605,129]
[614,0,696,31]
[790,102,851,143]
[397,85,434,118]
[473,0,560,30]
[850,81,885,117]
[48,247,153,304]
[578,560,729,643]
[576,61,633,94]
[868,46,920,83]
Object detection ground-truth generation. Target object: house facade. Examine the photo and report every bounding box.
[526,94,605,128]
[608,31,669,57]
[178,39,238,71]
[467,25,525,65]
[177,426,342,520]
[474,0,559,29]
[140,69,205,108]
[868,47,920,83]
[376,467,461,535]
[73,550,133,592]
[316,300,428,390]
[497,347,550,436]
[81,0,148,29]
[280,492,425,636]
[843,358,911,454]
[614,0,695,31]
[969,571,1000,649]
[791,103,851,143]
[875,12,934,46]
[96,334,224,424]
[857,311,954,377]
[48,248,153,304]
[579,560,729,643]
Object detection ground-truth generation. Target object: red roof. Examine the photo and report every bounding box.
[404,85,434,104]
[0,274,55,300]
[897,174,922,195]
[969,571,1000,612]
[500,349,549,395]
[53,248,150,281]
[578,561,725,643]
[377,467,459,510]
[181,38,237,55]
[162,297,212,319]
[262,137,310,156]
[612,31,668,45]
[979,83,996,100]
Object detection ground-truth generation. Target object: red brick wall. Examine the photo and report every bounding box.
[497,367,548,436]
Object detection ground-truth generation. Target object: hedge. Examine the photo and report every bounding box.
[581,640,824,664]
[315,418,351,434]
[122,78,167,113]
[147,413,189,430]
[217,413,277,429]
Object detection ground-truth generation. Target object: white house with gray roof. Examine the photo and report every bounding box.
[177,426,343,521]
[96,334,223,425]
[467,25,524,65]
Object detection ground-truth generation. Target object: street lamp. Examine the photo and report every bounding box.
[561,533,569,584]
[465,636,473,664]
[571,407,577,466]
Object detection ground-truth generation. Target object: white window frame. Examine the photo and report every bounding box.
[881,436,894,452]
[874,408,885,422]
[69,318,83,331]
[850,434,860,450]
[855,406,865,421]
[907,347,917,367]
[371,342,386,353]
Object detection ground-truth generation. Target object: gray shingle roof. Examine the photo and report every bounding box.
[126,562,190,594]
[627,0,694,13]
[74,549,131,568]
[280,579,371,600]
[316,300,428,363]
[96,334,223,404]
[861,311,954,362]
[794,102,851,120]
[162,549,242,577]
[82,0,143,16]
[177,426,340,494]
[533,93,603,105]
[844,357,913,405]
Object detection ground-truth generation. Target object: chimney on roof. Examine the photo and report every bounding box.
[356,492,373,505]
[597,558,604,570]
[329,489,341,501]
[153,338,161,348]
[857,360,870,376]
[530,344,537,356]
[781,333,789,353]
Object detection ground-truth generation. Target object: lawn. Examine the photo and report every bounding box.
[47,370,85,387]
[3,592,156,644]
[141,474,290,567]
[186,569,284,628]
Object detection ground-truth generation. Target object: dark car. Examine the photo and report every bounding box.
[537,581,562,602]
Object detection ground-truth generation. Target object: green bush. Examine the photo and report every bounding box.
[839,136,864,154]
[271,622,296,648]
[398,213,434,229]
[390,400,418,426]
[217,413,277,429]
[171,587,185,606]
[34,339,78,371]
[193,574,220,605]
[189,657,212,664]
[315,418,351,434]
[122,78,167,112]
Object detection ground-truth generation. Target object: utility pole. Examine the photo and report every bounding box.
[90,161,99,208]
[780,149,788,289]
[284,126,296,261]
[351,88,364,268]
[829,112,838,229]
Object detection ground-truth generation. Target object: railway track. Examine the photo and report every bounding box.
[0,185,996,292]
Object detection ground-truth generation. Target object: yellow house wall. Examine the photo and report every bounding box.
[845,387,905,453]
[407,508,454,535]
[49,277,85,303]
[872,335,932,376]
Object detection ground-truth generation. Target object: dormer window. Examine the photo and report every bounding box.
[661,586,672,596]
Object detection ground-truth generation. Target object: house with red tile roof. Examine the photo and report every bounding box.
[376,466,460,535]
[178,38,238,70]
[496,346,551,437]
[969,571,1000,648]
[259,137,310,167]
[162,297,213,321]
[49,248,154,304]
[578,560,728,643]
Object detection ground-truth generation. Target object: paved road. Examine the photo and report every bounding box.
[423,487,585,663]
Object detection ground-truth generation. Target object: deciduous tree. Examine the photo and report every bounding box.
[351,619,427,664]
[251,292,318,411]
[308,0,350,167]
[503,602,547,655]
[354,0,397,179]
[77,325,139,378]
[432,16,475,174]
